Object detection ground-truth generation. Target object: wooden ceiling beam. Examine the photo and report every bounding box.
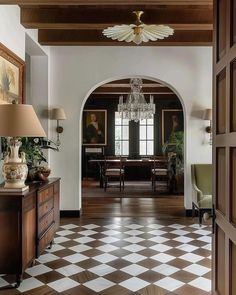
[38,29,213,46]
[94,86,173,93]
[0,0,213,5]
[20,6,212,30]
[101,83,165,88]
[90,94,178,99]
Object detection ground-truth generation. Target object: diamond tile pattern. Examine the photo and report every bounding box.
[1,221,212,294]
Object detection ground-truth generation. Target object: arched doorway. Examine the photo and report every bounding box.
[80,75,186,217]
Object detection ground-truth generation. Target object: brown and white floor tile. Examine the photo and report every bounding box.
[0,219,212,294]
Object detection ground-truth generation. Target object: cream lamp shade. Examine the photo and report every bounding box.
[51,108,66,120]
[0,104,46,190]
[203,108,212,121]
[0,104,46,137]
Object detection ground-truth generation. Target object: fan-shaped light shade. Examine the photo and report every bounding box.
[203,109,212,120]
[51,108,66,120]
[0,104,46,137]
[103,24,174,45]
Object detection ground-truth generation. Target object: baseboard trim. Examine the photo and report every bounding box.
[60,210,80,218]
[185,209,197,217]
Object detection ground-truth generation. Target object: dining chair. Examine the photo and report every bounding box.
[151,156,169,192]
[103,156,125,191]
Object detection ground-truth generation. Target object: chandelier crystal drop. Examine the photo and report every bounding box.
[118,78,155,123]
[102,11,174,45]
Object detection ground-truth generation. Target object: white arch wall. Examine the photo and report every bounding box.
[49,46,213,211]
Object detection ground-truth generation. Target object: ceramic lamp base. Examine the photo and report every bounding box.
[2,162,28,189]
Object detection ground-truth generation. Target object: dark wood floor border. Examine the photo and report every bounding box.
[60,210,80,218]
[186,209,196,217]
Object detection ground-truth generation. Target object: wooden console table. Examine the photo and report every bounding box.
[0,178,60,287]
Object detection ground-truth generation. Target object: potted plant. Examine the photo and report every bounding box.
[162,131,184,193]
[1,137,58,182]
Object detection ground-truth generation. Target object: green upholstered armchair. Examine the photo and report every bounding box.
[191,164,212,225]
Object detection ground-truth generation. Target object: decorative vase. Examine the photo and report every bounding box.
[2,139,28,189]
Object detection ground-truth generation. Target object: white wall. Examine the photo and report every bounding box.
[26,55,49,134]
[49,46,213,211]
[0,5,50,183]
[0,6,25,60]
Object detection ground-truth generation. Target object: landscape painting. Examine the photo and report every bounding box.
[0,43,24,104]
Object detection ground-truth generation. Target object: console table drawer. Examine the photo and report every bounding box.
[38,185,54,205]
[38,197,54,219]
[38,209,54,236]
[38,223,55,255]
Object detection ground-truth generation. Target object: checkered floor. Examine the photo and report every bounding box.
[0,220,212,294]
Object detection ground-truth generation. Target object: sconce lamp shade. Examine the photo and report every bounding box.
[203,108,212,121]
[51,108,66,120]
[0,104,46,137]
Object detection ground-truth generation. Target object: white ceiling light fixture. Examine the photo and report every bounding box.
[102,11,174,45]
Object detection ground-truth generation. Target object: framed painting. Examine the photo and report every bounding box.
[162,109,184,145]
[0,42,25,104]
[83,110,107,145]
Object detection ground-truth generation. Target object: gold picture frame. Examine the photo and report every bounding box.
[82,109,107,146]
[0,42,25,104]
[162,109,183,145]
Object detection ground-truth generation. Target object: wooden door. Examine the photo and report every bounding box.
[213,0,236,294]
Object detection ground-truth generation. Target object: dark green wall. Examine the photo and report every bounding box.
[82,95,182,179]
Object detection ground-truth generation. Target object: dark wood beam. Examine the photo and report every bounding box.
[94,86,173,94]
[20,6,213,30]
[38,29,213,46]
[103,79,165,85]
[90,93,178,100]
[0,0,213,5]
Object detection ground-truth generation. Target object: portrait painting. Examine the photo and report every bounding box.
[0,43,24,104]
[162,109,184,145]
[83,110,107,145]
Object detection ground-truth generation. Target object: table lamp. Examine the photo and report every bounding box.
[0,103,46,190]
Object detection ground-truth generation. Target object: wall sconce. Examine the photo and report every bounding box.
[51,108,66,146]
[203,108,212,145]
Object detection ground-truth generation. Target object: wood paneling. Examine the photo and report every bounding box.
[216,225,226,295]
[217,0,227,60]
[230,148,236,225]
[217,70,226,134]
[217,148,226,215]
[213,0,236,294]
[230,60,236,131]
[231,241,236,295]
[231,0,236,46]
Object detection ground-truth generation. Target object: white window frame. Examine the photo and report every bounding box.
[139,116,154,156]
[115,112,129,156]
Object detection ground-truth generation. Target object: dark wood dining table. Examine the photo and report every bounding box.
[89,158,166,188]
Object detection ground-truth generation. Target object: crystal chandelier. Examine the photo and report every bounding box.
[118,78,155,122]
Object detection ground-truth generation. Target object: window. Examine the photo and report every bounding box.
[139,116,154,155]
[115,112,129,156]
